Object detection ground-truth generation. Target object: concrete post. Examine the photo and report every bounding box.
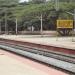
[5,11,7,34]
[16,18,18,35]
[0,20,1,34]
[55,0,59,11]
[40,14,43,34]
[74,9,75,31]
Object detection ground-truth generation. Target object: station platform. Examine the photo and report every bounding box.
[0,35,75,50]
[0,49,68,75]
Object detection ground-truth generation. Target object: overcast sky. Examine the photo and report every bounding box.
[20,0,29,2]
[20,0,49,2]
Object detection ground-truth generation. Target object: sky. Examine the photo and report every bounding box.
[20,0,49,3]
[20,0,29,2]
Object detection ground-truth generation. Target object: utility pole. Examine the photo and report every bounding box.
[66,10,75,41]
[40,14,43,34]
[5,12,7,34]
[72,9,75,41]
[0,20,1,34]
[16,18,18,35]
[74,9,75,31]
[55,0,59,11]
[55,0,59,41]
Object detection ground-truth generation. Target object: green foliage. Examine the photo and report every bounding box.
[29,0,46,4]
[0,0,19,7]
[13,2,75,30]
[0,0,75,31]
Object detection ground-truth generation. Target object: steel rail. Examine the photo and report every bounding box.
[0,42,75,64]
[0,40,75,58]
[0,44,75,74]
[0,38,75,55]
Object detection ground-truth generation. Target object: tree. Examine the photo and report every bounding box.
[29,0,46,4]
[0,0,20,34]
[50,0,75,2]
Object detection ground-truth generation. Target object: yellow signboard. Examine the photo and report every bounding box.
[57,20,73,28]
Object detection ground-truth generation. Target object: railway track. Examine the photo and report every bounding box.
[0,39,75,74]
[0,42,75,64]
[0,38,75,56]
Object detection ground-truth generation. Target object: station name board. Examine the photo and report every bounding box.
[57,20,73,28]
